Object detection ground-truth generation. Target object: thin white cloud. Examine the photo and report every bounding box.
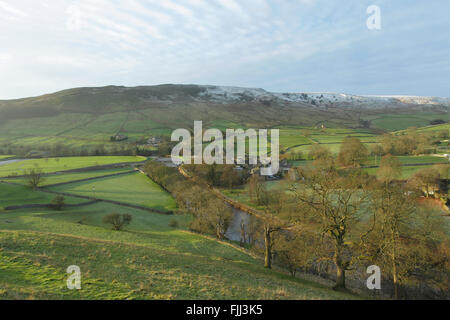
[156,0,194,19]
[0,53,12,63]
[0,1,27,17]
[216,0,249,20]
[125,0,174,25]
[0,0,448,99]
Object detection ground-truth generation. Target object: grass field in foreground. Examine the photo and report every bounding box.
[48,172,177,211]
[0,156,146,177]
[0,203,357,300]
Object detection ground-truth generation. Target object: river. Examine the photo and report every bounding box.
[153,159,256,242]
[225,207,253,241]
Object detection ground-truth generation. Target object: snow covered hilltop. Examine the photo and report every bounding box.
[2,84,448,116]
[196,85,450,109]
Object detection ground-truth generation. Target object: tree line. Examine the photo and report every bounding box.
[142,161,234,239]
[246,155,449,299]
[0,142,141,158]
[143,154,448,298]
[288,127,449,166]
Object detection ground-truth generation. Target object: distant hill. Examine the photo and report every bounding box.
[0,84,448,153]
[1,84,449,117]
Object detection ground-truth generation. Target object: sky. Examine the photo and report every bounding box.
[0,0,449,99]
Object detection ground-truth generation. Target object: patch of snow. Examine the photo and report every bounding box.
[196,85,450,107]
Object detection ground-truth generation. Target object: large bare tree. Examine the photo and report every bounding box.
[365,180,449,299]
[289,163,370,290]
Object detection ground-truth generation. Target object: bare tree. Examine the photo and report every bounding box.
[220,165,239,188]
[308,144,332,161]
[366,181,414,299]
[261,190,292,269]
[377,154,402,184]
[103,213,133,231]
[207,198,233,240]
[289,163,369,290]
[366,181,449,299]
[273,228,318,277]
[25,167,45,189]
[408,167,440,198]
[246,215,262,246]
[248,174,268,206]
[50,195,65,211]
[337,137,368,168]
[240,220,247,247]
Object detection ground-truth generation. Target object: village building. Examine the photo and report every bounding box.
[147,137,163,147]
[110,134,128,142]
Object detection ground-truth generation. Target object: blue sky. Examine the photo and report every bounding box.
[0,0,449,99]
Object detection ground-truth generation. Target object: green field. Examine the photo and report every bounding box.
[363,113,450,131]
[416,123,450,133]
[393,123,450,134]
[366,155,449,166]
[310,134,377,144]
[0,183,84,208]
[6,167,133,187]
[48,172,177,212]
[363,164,449,180]
[277,127,378,152]
[364,155,449,179]
[287,160,313,167]
[0,202,355,299]
[396,155,449,164]
[278,129,312,150]
[222,187,259,209]
[288,143,343,156]
[287,156,449,179]
[0,156,145,177]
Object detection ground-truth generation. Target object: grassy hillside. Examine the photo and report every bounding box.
[0,161,358,300]
[0,85,448,156]
[0,202,356,300]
